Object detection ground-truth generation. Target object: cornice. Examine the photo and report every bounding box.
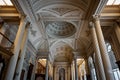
[11,0,25,16]
[94,0,108,15]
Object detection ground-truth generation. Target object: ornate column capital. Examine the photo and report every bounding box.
[72,51,78,59]
[93,15,100,22]
[89,22,94,28]
[25,22,30,29]
[20,16,31,25]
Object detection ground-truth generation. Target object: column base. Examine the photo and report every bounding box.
[116,61,120,70]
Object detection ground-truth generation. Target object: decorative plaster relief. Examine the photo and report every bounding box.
[46,21,76,38]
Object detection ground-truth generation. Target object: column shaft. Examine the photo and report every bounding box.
[93,15,114,80]
[115,23,120,44]
[14,23,30,80]
[5,17,27,80]
[71,63,74,80]
[89,23,106,80]
[83,69,86,80]
[45,58,49,80]
[74,57,78,80]
[84,59,91,80]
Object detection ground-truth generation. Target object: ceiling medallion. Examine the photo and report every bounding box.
[46,21,76,38]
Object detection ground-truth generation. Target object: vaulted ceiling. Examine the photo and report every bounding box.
[3,0,118,62]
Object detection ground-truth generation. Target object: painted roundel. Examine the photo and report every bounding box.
[46,21,76,38]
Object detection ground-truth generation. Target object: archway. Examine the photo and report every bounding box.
[59,68,65,80]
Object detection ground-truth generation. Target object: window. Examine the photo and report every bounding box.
[0,0,13,6]
[107,0,120,5]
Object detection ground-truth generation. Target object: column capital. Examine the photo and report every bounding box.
[20,16,30,25]
[89,22,94,28]
[26,22,30,29]
[92,15,100,22]
[72,52,78,59]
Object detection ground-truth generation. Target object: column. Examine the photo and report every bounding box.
[79,68,82,80]
[71,60,75,80]
[89,22,106,80]
[35,58,39,74]
[73,62,75,80]
[71,63,74,80]
[5,16,27,80]
[83,68,86,80]
[114,22,120,70]
[93,15,114,80]
[84,58,92,80]
[14,23,30,80]
[68,66,71,80]
[53,65,55,80]
[45,57,49,80]
[115,22,120,44]
[74,56,78,80]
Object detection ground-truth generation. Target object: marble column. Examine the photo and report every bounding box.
[74,56,78,80]
[83,68,86,80]
[53,65,55,80]
[68,66,71,80]
[14,23,30,80]
[45,57,49,80]
[71,60,75,80]
[114,22,120,44]
[89,22,106,80]
[84,58,91,80]
[71,63,73,80]
[93,15,114,80]
[114,22,120,70]
[5,16,27,80]
[35,58,39,74]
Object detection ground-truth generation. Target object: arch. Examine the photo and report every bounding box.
[35,2,85,13]
[59,68,65,80]
[50,40,73,62]
[50,40,73,51]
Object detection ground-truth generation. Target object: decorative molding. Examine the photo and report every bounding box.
[46,21,76,38]
[11,0,25,16]
[94,0,108,15]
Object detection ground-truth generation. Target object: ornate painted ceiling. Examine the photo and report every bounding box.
[11,0,112,62]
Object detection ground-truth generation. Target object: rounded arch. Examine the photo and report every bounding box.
[50,40,73,62]
[50,40,73,51]
[35,2,85,13]
[59,68,65,80]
